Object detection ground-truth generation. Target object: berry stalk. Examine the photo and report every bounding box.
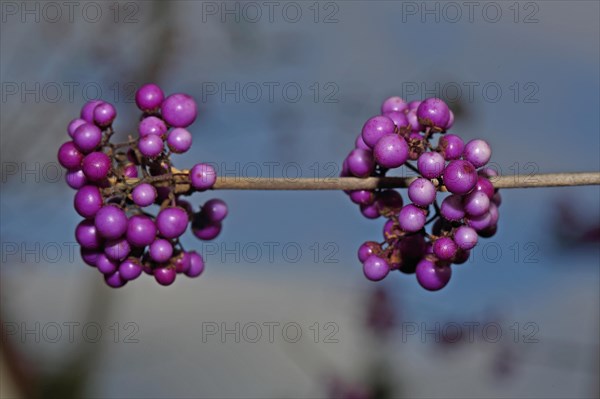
[116,171,600,192]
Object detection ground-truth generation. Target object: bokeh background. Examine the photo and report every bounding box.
[1,1,599,398]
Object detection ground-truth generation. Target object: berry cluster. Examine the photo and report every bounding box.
[57,84,226,288]
[343,97,501,291]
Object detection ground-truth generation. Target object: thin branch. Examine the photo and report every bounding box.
[114,172,600,193]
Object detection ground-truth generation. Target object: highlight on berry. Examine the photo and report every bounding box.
[58,84,227,288]
[343,96,500,291]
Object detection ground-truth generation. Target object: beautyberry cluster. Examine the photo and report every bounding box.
[57,84,226,288]
[342,97,501,291]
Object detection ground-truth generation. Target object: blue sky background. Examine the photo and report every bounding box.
[1,1,599,398]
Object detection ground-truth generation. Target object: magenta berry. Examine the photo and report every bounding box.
[135,83,164,112]
[416,98,450,129]
[363,255,390,282]
[139,116,167,138]
[167,128,193,153]
[156,206,189,239]
[373,134,409,168]
[185,251,205,277]
[361,115,395,148]
[94,205,127,239]
[82,151,111,181]
[93,102,116,127]
[416,259,452,291]
[190,163,217,190]
[442,160,477,195]
[58,141,84,170]
[161,93,198,128]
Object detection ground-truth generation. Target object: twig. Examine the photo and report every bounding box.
[113,172,600,193]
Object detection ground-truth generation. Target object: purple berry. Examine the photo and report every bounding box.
[119,258,143,281]
[363,255,390,282]
[465,212,492,231]
[453,226,478,250]
[174,252,192,274]
[138,116,167,138]
[442,160,477,195]
[74,185,103,218]
[66,169,87,189]
[82,151,111,181]
[355,134,370,150]
[384,111,410,129]
[149,239,173,263]
[154,267,176,286]
[474,176,495,199]
[359,203,380,219]
[452,249,470,264]
[81,248,101,267]
[446,110,455,129]
[381,96,407,114]
[358,241,380,263]
[416,258,451,291]
[75,219,103,250]
[104,237,130,262]
[192,217,222,240]
[126,215,157,247]
[122,163,138,178]
[463,139,491,168]
[80,100,103,123]
[408,178,437,207]
[132,183,157,207]
[417,152,445,179]
[96,254,118,275]
[94,205,127,239]
[138,134,163,158]
[185,251,205,277]
[407,101,421,111]
[416,98,450,129]
[440,194,465,221]
[58,141,84,170]
[349,190,375,205]
[463,191,490,217]
[161,93,198,128]
[104,271,127,288]
[190,163,216,190]
[156,206,189,239]
[438,134,464,160]
[68,118,87,138]
[361,116,395,148]
[375,189,404,215]
[93,102,116,127]
[433,237,458,260]
[346,149,375,178]
[167,128,192,153]
[135,83,164,111]
[202,199,228,223]
[398,204,426,232]
[373,134,409,168]
[406,110,423,132]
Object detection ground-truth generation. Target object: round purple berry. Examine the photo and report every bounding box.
[463,139,491,168]
[202,199,228,223]
[408,178,437,207]
[463,191,490,217]
[398,204,426,232]
[433,237,458,260]
[58,141,84,170]
[416,258,451,291]
[82,151,111,181]
[67,118,87,138]
[361,116,395,148]
[442,160,477,195]
[80,100,103,123]
[346,149,375,178]
[66,169,87,189]
[132,183,157,207]
[75,219,103,250]
[126,215,157,247]
[135,83,164,112]
[93,102,116,127]
[97,254,118,274]
[138,116,167,138]
[373,134,409,168]
[149,239,173,263]
[358,241,380,263]
[363,255,390,282]
[381,96,407,114]
[94,205,128,239]
[161,93,198,128]
[138,134,163,158]
[190,163,216,190]
[440,194,465,221]
[154,267,176,286]
[417,152,445,179]
[438,134,464,160]
[167,128,192,153]
[104,271,127,288]
[185,251,205,278]
[416,98,450,129]
[156,206,189,239]
[119,258,143,281]
[453,226,478,250]
[74,185,103,218]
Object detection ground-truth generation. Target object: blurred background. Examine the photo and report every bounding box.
[1,1,599,398]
